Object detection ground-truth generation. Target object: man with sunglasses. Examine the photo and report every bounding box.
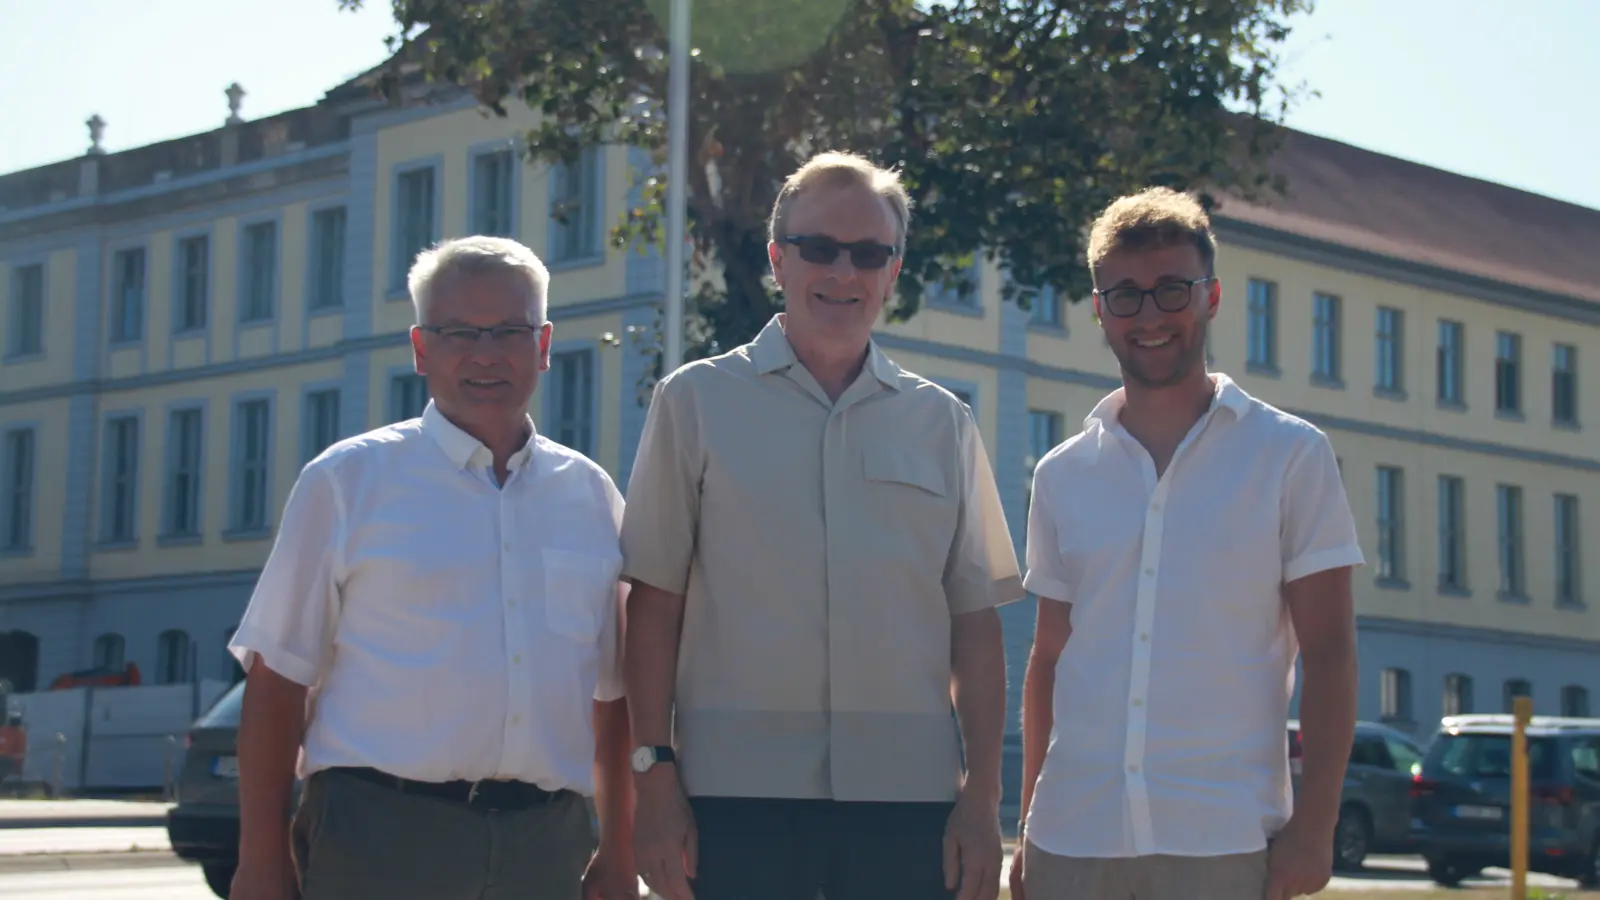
[228,236,637,900]
[1012,188,1362,900]
[622,152,1023,900]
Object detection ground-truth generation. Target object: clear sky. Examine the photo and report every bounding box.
[1,0,1596,212]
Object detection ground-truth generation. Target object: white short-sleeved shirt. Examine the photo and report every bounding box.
[1023,373,1364,858]
[229,401,626,795]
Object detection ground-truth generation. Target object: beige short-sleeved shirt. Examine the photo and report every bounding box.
[622,315,1024,803]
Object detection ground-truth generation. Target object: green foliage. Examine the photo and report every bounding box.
[341,0,1313,360]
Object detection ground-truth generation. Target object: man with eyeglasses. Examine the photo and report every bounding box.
[227,236,637,900]
[622,151,1023,900]
[1011,188,1362,900]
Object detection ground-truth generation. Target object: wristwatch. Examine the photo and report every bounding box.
[630,745,676,774]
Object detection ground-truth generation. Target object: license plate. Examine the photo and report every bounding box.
[1454,804,1502,820]
[211,756,239,779]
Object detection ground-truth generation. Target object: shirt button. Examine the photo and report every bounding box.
[1150,501,1161,512]
[503,541,511,551]
[1140,633,1150,642]
[1143,568,1155,577]
[1127,764,1140,774]
[1132,698,1143,707]
[511,715,521,726]
[512,654,521,664]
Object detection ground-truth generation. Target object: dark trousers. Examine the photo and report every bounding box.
[291,768,595,900]
[689,796,956,900]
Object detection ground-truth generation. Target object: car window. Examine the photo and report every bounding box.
[1385,737,1423,774]
[1573,739,1600,781]
[1424,734,1559,781]
[1350,735,1393,769]
[195,681,246,728]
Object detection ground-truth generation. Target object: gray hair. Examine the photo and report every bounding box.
[407,236,551,324]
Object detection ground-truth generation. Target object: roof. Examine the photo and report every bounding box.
[1213,128,1600,307]
[1434,714,1600,736]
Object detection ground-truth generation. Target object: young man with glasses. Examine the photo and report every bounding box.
[228,236,637,900]
[1012,188,1362,900]
[622,151,1023,900]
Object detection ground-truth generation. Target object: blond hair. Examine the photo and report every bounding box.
[1086,187,1217,282]
[768,151,912,255]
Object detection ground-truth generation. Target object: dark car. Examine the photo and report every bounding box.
[165,681,302,898]
[1411,713,1600,888]
[1289,719,1426,870]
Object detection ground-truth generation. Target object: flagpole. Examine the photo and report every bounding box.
[662,0,690,375]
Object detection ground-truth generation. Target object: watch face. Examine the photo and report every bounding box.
[631,746,653,773]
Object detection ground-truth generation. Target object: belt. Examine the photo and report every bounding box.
[329,766,570,812]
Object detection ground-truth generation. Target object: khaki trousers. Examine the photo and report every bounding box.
[1021,840,1270,900]
[291,768,595,900]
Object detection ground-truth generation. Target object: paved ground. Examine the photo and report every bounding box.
[0,860,216,899]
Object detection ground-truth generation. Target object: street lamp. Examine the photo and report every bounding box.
[662,0,691,376]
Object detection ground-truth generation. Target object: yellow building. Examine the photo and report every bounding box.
[2,79,1595,793]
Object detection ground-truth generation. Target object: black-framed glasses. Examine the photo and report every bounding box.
[418,323,541,348]
[1094,277,1214,318]
[780,234,899,270]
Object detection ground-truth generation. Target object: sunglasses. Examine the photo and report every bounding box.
[780,234,899,270]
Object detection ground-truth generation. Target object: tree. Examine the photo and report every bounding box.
[340,0,1313,362]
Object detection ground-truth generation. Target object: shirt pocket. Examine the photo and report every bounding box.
[862,444,949,498]
[541,547,621,644]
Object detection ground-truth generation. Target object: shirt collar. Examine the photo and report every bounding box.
[749,313,901,391]
[422,401,538,472]
[1084,372,1253,432]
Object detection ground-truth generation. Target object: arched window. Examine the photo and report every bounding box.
[1503,678,1533,713]
[0,630,39,692]
[1442,673,1474,717]
[92,633,125,670]
[1562,685,1591,718]
[156,630,192,685]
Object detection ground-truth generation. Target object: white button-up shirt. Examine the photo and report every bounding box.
[229,402,625,795]
[1023,374,1364,858]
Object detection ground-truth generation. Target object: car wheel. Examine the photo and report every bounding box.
[1333,805,1372,871]
[1577,837,1600,889]
[1425,855,1478,887]
[203,864,236,899]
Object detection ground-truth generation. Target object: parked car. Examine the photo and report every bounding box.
[1288,719,1426,870]
[165,680,299,898]
[1410,713,1600,888]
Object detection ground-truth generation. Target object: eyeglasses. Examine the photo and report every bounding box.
[1094,277,1214,318]
[780,235,899,270]
[418,324,541,349]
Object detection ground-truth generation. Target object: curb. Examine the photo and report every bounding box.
[0,816,170,830]
[0,849,188,875]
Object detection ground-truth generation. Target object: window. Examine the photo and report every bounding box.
[2,429,35,552]
[164,408,203,537]
[947,387,974,408]
[176,235,209,332]
[1375,307,1404,393]
[1552,343,1578,425]
[929,258,981,309]
[240,221,276,322]
[101,416,140,542]
[92,633,125,670]
[1386,737,1423,775]
[1376,466,1405,582]
[309,207,346,310]
[111,247,145,342]
[1555,494,1581,607]
[231,399,271,532]
[1026,410,1064,511]
[1503,678,1532,713]
[303,389,342,462]
[1029,285,1063,327]
[546,350,595,456]
[472,149,516,237]
[223,627,245,684]
[156,630,192,684]
[1495,331,1521,414]
[1438,475,1467,591]
[549,147,600,262]
[1312,293,1341,381]
[1380,667,1413,721]
[1246,279,1276,369]
[1497,484,1525,598]
[8,263,43,356]
[1562,685,1591,718]
[1350,734,1393,769]
[1437,320,1464,405]
[389,374,429,422]
[1443,673,1474,717]
[394,166,436,285]
[1573,738,1600,781]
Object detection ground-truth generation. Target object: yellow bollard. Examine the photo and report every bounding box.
[1510,696,1532,900]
